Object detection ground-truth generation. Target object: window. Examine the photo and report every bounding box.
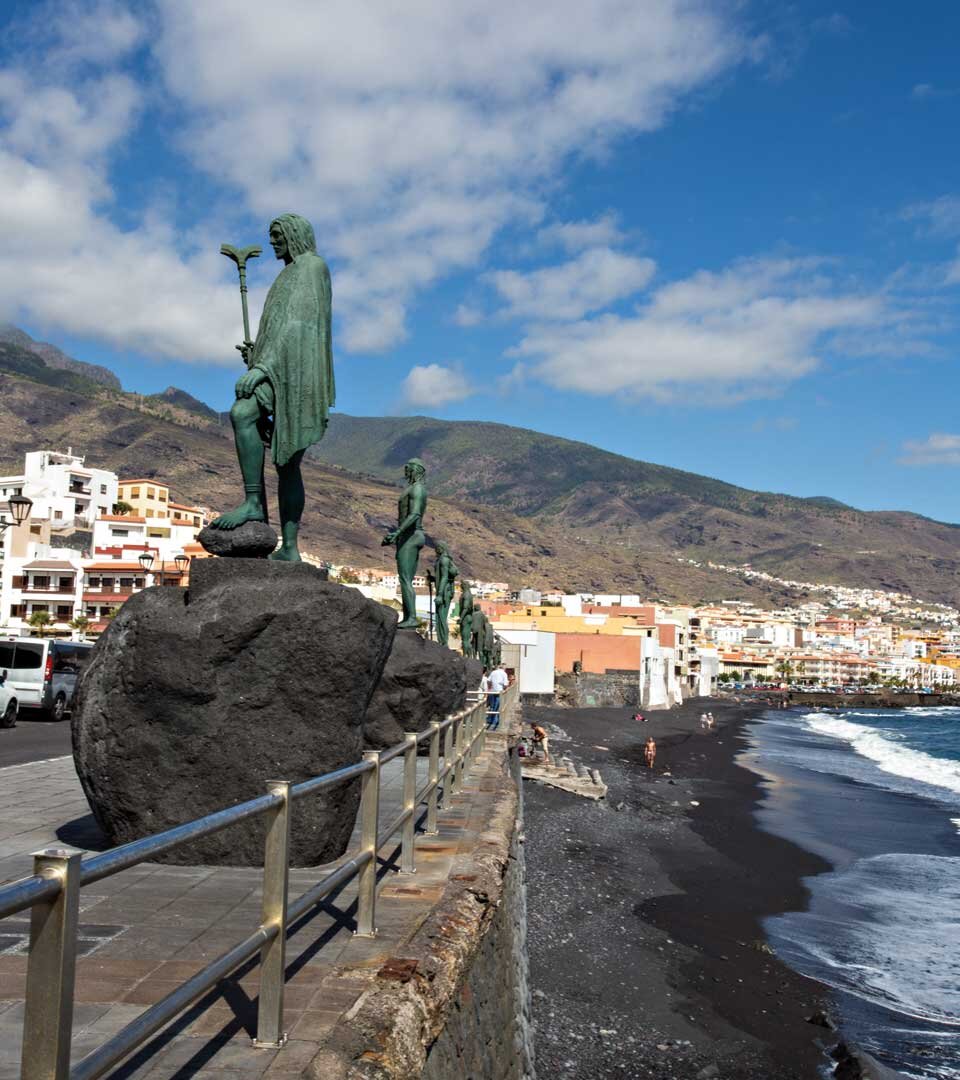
[134,577,144,588]
[30,526,41,536]
[0,642,14,667]
[131,487,140,498]
[87,576,100,588]
[158,491,167,501]
[86,606,96,618]
[32,576,50,589]
[56,605,72,618]
[146,508,154,518]
[112,529,128,538]
[54,510,63,520]
[147,488,155,499]
[119,577,133,588]
[31,604,49,614]
[100,484,107,495]
[101,577,114,589]
[59,577,73,590]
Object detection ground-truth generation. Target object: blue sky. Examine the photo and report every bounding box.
[2,1,960,518]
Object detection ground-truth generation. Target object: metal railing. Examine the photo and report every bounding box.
[0,681,517,1080]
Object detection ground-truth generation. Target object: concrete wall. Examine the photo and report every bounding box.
[306,713,535,1080]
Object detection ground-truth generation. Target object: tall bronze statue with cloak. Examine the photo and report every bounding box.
[211,213,334,561]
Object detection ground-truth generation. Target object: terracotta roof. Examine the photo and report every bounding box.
[98,514,146,523]
[84,562,147,572]
[168,502,203,513]
[21,560,77,570]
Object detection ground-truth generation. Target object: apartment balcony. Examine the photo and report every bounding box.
[69,485,91,496]
[20,586,77,596]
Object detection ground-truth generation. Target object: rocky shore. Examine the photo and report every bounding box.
[523,698,840,1079]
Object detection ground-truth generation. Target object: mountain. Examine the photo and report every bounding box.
[146,386,225,423]
[311,415,960,607]
[2,327,960,607]
[0,324,121,389]
[0,368,811,606]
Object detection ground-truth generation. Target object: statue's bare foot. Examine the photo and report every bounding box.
[397,618,420,629]
[268,545,301,562]
[211,498,266,530]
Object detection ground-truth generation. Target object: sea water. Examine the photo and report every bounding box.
[742,706,960,1079]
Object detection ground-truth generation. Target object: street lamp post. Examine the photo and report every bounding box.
[0,494,34,534]
[138,549,161,586]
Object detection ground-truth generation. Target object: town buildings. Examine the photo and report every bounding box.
[0,450,210,638]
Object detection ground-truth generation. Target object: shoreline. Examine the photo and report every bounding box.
[523,698,838,1079]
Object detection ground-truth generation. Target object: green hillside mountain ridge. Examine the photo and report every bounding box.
[0,324,121,389]
[1,325,960,606]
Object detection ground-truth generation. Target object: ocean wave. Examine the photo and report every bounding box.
[805,713,960,799]
[767,853,960,1030]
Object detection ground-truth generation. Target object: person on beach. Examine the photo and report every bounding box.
[644,736,656,769]
[700,712,709,730]
[532,723,550,763]
[634,711,646,723]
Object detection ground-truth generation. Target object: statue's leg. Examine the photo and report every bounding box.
[270,450,305,562]
[211,397,268,529]
[436,605,448,647]
[396,534,423,628]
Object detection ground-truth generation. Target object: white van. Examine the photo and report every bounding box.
[0,638,94,721]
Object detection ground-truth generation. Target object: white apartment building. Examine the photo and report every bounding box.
[0,450,117,532]
[2,556,83,634]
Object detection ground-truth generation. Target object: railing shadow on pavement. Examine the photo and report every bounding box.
[0,681,518,1080]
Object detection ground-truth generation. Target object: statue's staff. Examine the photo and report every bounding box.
[220,243,262,363]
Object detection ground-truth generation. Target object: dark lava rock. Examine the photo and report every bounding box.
[197,520,278,558]
[72,559,396,866]
[363,633,481,750]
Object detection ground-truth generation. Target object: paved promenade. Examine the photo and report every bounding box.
[0,748,487,1078]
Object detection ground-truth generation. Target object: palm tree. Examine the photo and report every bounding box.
[69,615,91,638]
[775,660,794,683]
[26,611,53,636]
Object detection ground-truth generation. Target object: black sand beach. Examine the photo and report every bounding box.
[523,698,836,1079]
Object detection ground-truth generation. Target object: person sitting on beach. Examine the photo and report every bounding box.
[706,712,715,731]
[700,712,709,730]
[644,736,656,769]
[634,711,646,723]
[532,724,550,763]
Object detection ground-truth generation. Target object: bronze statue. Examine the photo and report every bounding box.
[211,213,334,561]
[458,580,476,658]
[382,459,427,629]
[433,543,459,647]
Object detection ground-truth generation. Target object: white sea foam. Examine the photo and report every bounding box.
[768,853,960,1029]
[805,713,960,800]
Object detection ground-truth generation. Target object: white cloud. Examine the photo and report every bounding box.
[508,257,889,403]
[899,434,960,466]
[150,0,750,352]
[903,196,960,237]
[488,247,656,321]
[537,213,624,252]
[400,363,474,409]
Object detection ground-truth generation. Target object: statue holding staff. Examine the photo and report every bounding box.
[433,542,459,648]
[382,459,427,629]
[211,213,334,562]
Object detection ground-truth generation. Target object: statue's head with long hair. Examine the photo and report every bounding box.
[269,213,318,261]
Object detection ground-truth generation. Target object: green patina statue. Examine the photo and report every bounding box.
[382,459,427,629]
[483,616,496,670]
[470,609,487,665]
[458,581,476,658]
[433,542,459,648]
[211,213,334,561]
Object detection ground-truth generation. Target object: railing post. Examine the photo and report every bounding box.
[426,721,441,834]
[254,780,291,1049]
[401,732,418,873]
[355,751,380,937]
[442,720,455,804]
[22,847,82,1080]
[452,716,464,794]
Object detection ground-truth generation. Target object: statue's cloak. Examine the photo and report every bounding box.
[252,215,334,468]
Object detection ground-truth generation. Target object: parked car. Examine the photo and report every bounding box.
[0,669,17,728]
[0,638,94,720]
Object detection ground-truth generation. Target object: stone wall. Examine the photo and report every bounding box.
[306,715,535,1080]
[554,670,643,709]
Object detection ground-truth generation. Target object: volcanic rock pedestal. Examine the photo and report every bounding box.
[363,631,484,749]
[197,520,278,559]
[72,559,396,866]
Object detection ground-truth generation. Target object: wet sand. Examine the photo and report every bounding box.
[523,698,836,1079]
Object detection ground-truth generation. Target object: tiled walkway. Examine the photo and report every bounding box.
[0,748,485,1078]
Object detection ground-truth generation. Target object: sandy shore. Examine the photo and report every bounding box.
[523,697,837,1080]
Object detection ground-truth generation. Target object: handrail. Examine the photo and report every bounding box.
[0,678,518,1080]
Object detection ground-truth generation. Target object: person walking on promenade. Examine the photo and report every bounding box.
[487,661,509,729]
[644,736,657,769]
